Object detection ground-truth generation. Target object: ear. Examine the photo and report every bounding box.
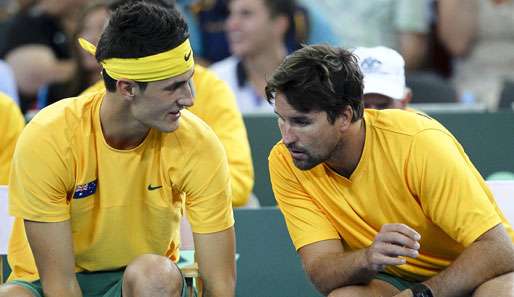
[116,79,137,100]
[400,87,413,108]
[338,105,354,132]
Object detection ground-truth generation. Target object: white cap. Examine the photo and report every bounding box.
[353,46,406,100]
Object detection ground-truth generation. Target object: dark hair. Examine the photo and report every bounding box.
[96,1,188,92]
[107,0,175,11]
[262,0,295,19]
[265,44,364,123]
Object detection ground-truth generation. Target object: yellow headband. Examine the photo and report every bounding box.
[79,38,194,82]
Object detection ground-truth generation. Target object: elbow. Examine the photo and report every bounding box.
[303,262,334,296]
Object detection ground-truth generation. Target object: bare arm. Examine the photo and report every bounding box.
[416,224,514,297]
[193,226,236,297]
[6,45,75,97]
[299,224,420,295]
[24,220,82,297]
[399,32,427,70]
[438,0,479,56]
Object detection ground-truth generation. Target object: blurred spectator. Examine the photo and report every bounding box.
[438,0,514,110]
[300,0,431,70]
[0,91,24,185]
[0,59,19,104]
[0,0,87,113]
[37,1,108,108]
[354,46,412,110]
[179,0,337,64]
[210,0,293,113]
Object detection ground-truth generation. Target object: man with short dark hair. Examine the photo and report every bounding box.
[0,2,235,297]
[266,44,514,297]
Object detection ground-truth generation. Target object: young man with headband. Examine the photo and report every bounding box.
[1,2,235,297]
[266,44,514,297]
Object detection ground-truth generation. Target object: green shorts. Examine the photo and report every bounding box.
[374,272,417,291]
[7,269,190,297]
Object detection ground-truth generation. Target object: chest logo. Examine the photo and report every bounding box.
[147,184,163,191]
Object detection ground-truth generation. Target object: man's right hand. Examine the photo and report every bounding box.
[365,223,421,272]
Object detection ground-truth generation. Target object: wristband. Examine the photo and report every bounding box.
[410,283,433,297]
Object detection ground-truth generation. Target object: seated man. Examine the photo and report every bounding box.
[0,2,235,297]
[265,44,514,297]
[354,46,412,110]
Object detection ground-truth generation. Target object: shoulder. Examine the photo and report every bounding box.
[20,93,99,148]
[0,92,23,125]
[365,109,450,137]
[164,109,221,147]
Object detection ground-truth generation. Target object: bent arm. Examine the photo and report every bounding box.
[193,227,236,297]
[421,223,514,297]
[24,220,82,297]
[438,0,478,56]
[6,45,75,97]
[299,239,373,295]
[300,223,420,296]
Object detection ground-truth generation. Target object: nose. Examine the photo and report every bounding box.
[280,123,297,146]
[178,82,194,108]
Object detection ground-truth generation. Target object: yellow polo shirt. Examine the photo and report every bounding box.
[82,65,254,206]
[269,109,514,281]
[8,91,234,281]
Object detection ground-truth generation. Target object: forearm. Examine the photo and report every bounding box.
[306,249,377,295]
[424,225,514,297]
[438,0,478,56]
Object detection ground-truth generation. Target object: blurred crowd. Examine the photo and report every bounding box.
[0,0,513,118]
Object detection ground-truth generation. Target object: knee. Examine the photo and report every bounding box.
[473,272,514,297]
[0,284,36,297]
[124,254,182,294]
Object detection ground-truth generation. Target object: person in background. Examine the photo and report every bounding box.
[0,91,24,185]
[438,0,514,110]
[266,44,514,297]
[1,0,87,114]
[210,0,294,113]
[353,46,412,110]
[0,2,235,297]
[300,0,430,70]
[37,1,109,109]
[0,60,19,104]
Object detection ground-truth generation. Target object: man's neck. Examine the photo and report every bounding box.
[242,45,287,97]
[326,118,366,179]
[99,93,150,150]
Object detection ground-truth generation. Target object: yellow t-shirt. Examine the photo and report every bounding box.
[269,109,514,281]
[0,92,24,185]
[82,65,254,206]
[8,92,234,282]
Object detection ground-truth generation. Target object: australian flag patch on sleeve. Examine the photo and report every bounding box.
[73,180,97,199]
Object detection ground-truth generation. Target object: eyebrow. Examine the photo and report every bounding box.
[162,71,195,91]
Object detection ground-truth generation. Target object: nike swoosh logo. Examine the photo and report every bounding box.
[184,50,192,61]
[147,184,163,191]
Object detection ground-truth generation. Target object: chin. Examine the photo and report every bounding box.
[292,159,320,171]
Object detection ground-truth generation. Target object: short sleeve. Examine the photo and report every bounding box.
[182,125,234,234]
[269,144,339,250]
[8,121,73,222]
[407,129,501,246]
[189,67,254,206]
